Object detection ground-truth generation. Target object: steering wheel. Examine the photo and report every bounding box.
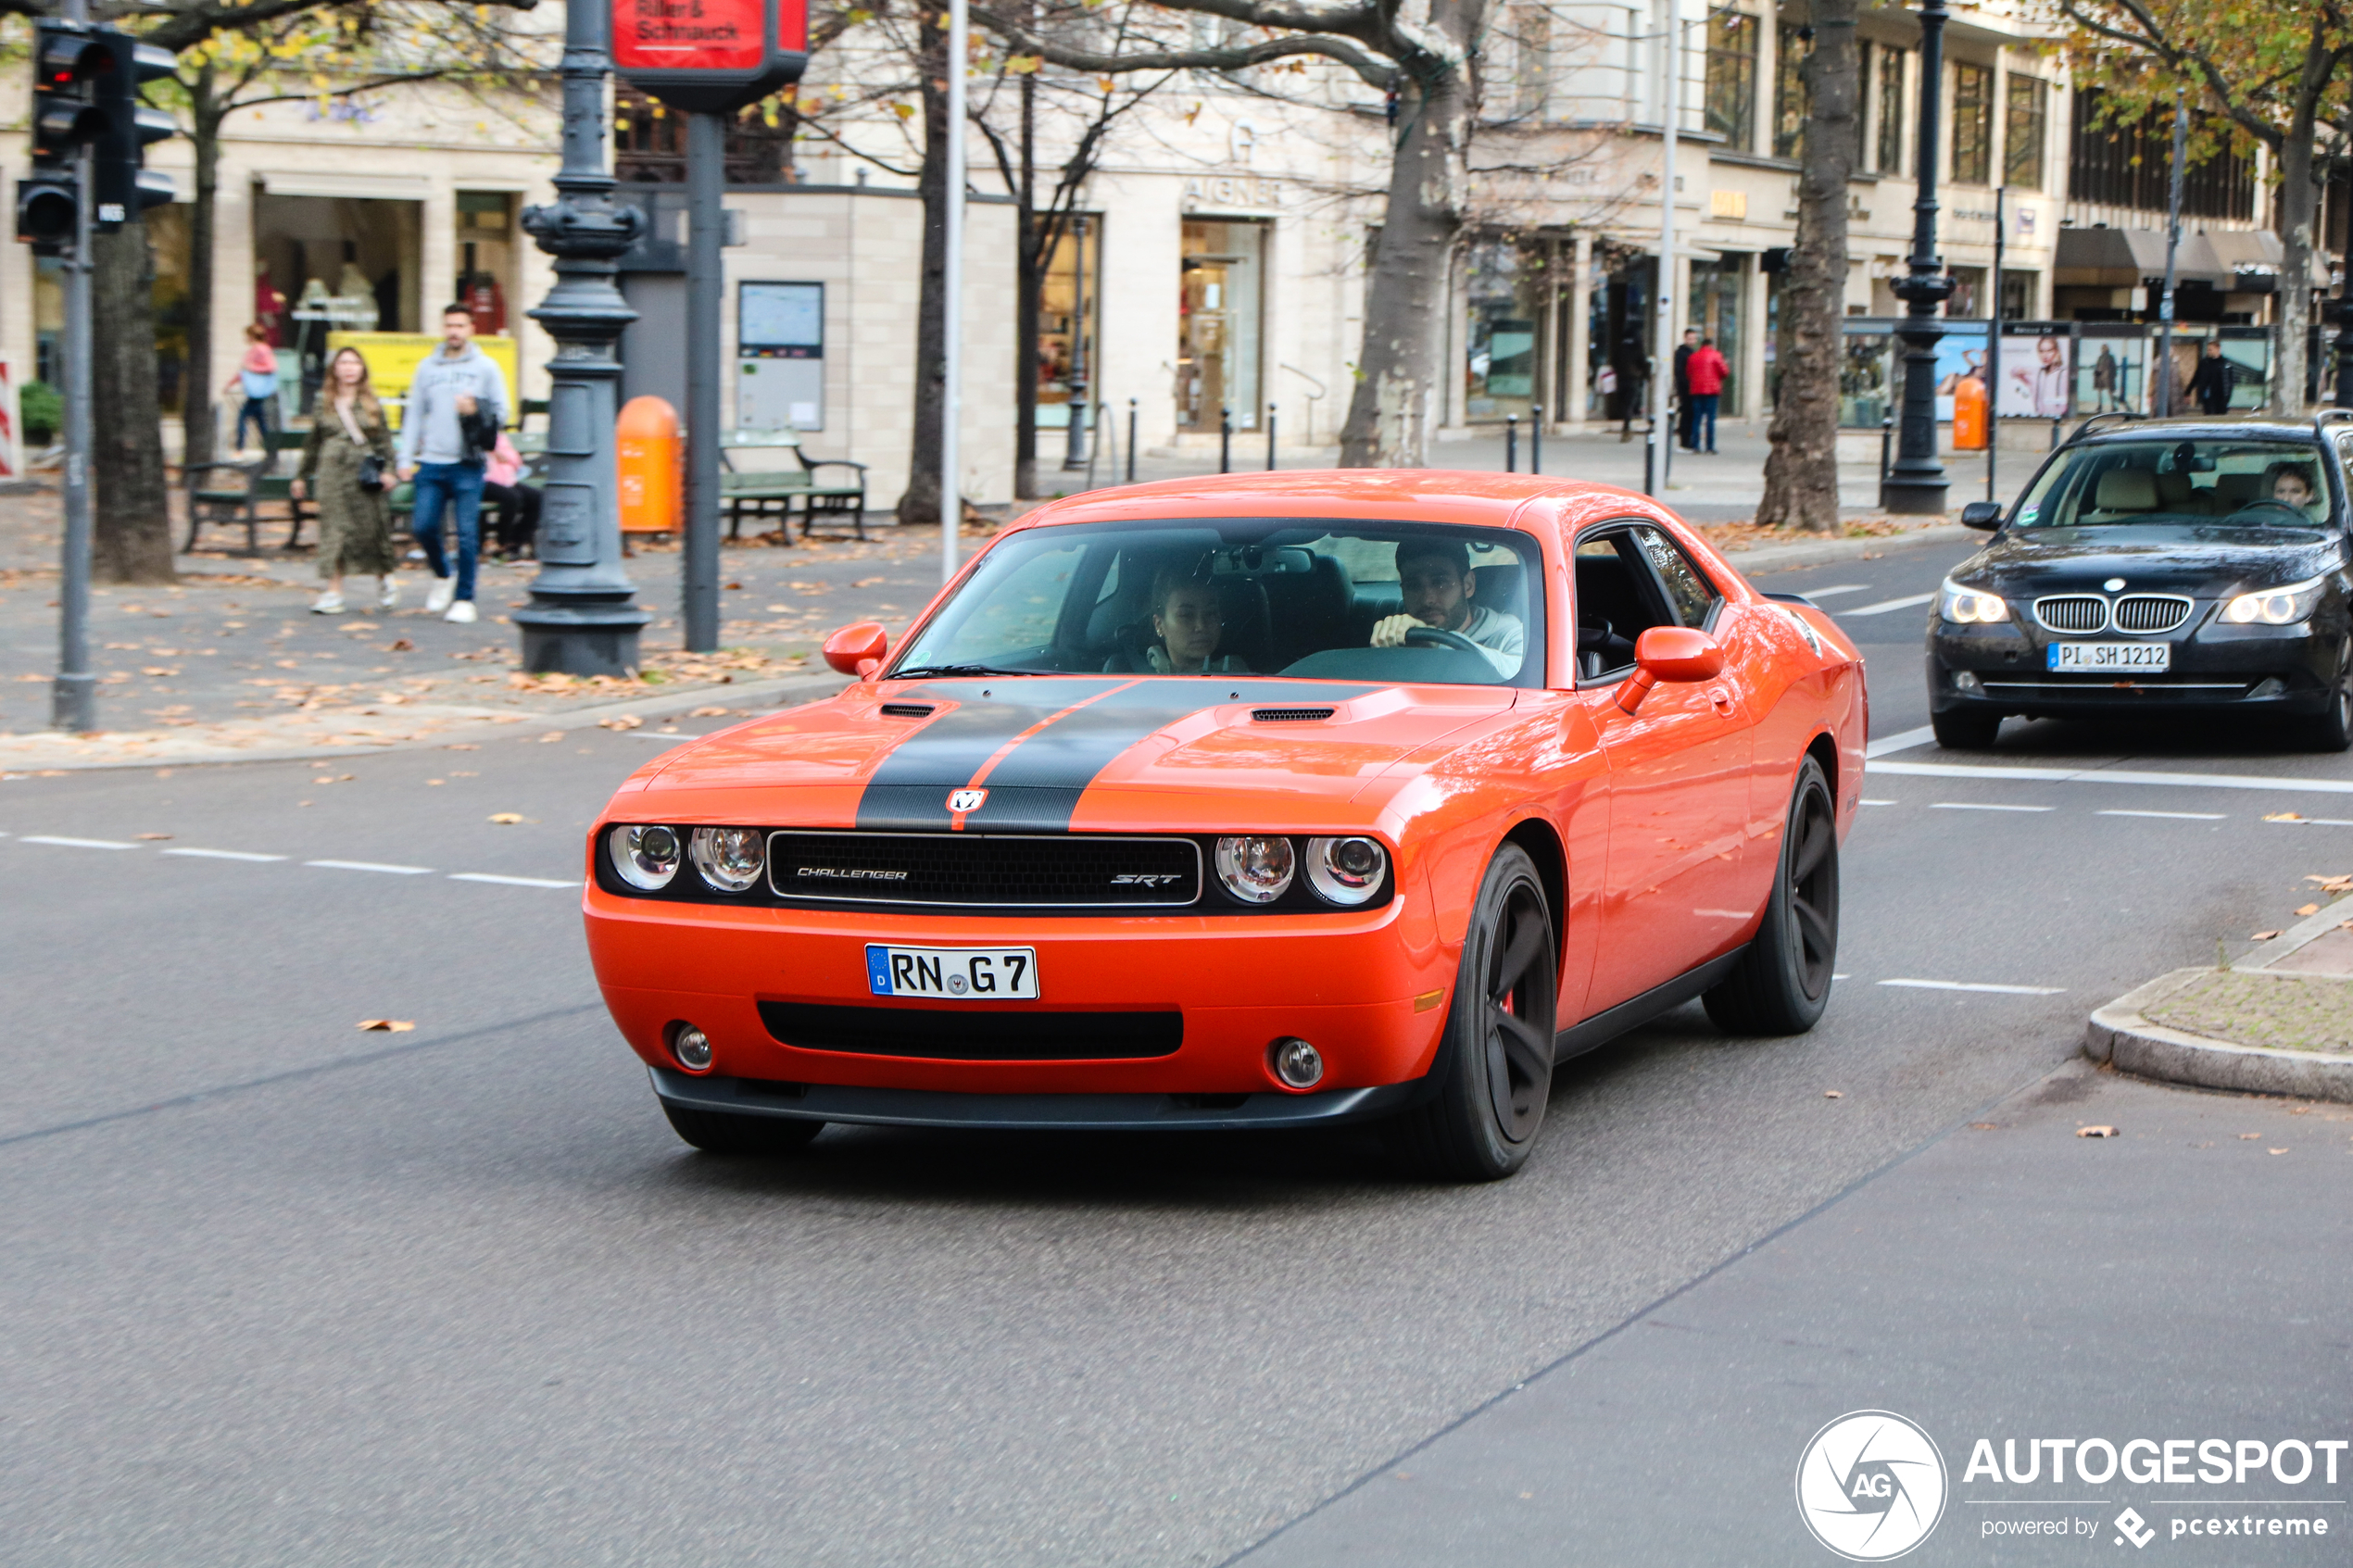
[2228,499,2311,526]
[1403,624,1486,657]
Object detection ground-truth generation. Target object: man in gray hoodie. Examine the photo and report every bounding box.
[396,304,510,623]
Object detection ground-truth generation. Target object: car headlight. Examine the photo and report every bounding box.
[1214,834,1295,903]
[608,824,681,890]
[690,827,766,893]
[1304,836,1387,906]
[2220,576,2325,626]
[1939,579,2010,624]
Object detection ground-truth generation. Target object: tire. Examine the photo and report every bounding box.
[2306,649,2352,753]
[661,1101,824,1157]
[1705,757,1840,1036]
[1389,844,1559,1183]
[1931,707,2002,749]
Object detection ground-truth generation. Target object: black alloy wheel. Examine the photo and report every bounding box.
[2309,638,2353,753]
[1390,844,1559,1182]
[661,1102,825,1157]
[1705,757,1840,1035]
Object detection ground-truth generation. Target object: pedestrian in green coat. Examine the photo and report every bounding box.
[294,345,399,614]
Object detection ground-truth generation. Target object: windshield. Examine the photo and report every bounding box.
[2010,438,2338,530]
[891,519,1544,687]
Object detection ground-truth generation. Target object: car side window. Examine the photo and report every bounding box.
[1573,528,1680,682]
[1631,525,1721,629]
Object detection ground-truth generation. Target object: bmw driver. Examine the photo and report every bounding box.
[1369,539,1525,676]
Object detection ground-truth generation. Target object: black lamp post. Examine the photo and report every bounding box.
[1882,0,1955,515]
[514,0,651,675]
[2332,288,2353,409]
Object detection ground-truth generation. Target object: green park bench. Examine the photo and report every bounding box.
[720,427,868,542]
[182,428,313,555]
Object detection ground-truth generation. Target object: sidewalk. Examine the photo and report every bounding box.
[2088,891,2353,1100]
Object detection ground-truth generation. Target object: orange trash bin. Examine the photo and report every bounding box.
[617,395,680,534]
[1951,367,1989,452]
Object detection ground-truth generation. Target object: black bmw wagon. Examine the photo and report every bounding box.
[1927,414,2353,752]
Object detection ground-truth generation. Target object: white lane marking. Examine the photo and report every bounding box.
[1839,592,1937,616]
[1880,978,2069,996]
[623,731,689,742]
[1865,724,1938,758]
[2098,809,2225,822]
[1859,798,1899,806]
[2264,816,2353,827]
[161,847,289,861]
[1869,760,2353,796]
[20,834,137,849]
[1794,583,1869,599]
[1931,801,2055,812]
[449,872,580,889]
[306,859,434,875]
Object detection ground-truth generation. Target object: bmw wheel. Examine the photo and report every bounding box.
[2308,641,2352,753]
[1390,843,1558,1183]
[661,1102,825,1157]
[1705,757,1840,1035]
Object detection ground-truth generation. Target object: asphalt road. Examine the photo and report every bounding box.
[3,537,2348,1566]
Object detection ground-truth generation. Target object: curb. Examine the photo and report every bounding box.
[2084,893,2353,1103]
[1715,523,1974,576]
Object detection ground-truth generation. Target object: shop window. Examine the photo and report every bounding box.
[1686,257,1745,418]
[1875,44,1906,173]
[455,192,512,337]
[1839,328,1892,427]
[1773,22,1810,159]
[1950,61,1993,185]
[1037,216,1101,433]
[255,191,420,413]
[149,204,193,419]
[1944,266,1985,319]
[2004,75,2046,191]
[1704,12,1757,153]
[1177,220,1265,433]
[1999,270,2035,322]
[1465,236,1543,423]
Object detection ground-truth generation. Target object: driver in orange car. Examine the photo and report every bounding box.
[1369,538,1525,675]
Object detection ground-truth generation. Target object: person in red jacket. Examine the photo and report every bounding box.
[1686,337,1729,453]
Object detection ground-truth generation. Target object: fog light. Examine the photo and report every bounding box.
[1269,1036,1324,1090]
[673,1024,713,1073]
[1953,670,1981,691]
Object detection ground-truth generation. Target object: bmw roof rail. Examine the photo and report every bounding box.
[2314,408,2353,431]
[2070,411,2144,441]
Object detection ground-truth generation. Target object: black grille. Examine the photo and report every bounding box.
[767,832,1202,907]
[2033,596,2108,633]
[1251,707,1335,722]
[2113,595,2193,633]
[759,1001,1182,1060]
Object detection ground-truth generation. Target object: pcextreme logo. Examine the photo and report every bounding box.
[1796,1410,1950,1561]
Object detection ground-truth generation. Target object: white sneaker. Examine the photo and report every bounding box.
[310,591,346,615]
[425,578,455,613]
[444,599,478,624]
[377,578,399,610]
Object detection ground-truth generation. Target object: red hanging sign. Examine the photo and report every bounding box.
[612,0,806,113]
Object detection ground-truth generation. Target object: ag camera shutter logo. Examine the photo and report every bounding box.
[1796,1410,1948,1561]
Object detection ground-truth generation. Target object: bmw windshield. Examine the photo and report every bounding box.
[2010,438,2341,531]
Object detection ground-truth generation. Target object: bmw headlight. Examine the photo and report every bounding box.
[608,824,681,890]
[1214,834,1295,904]
[1939,579,2010,624]
[690,827,766,893]
[2220,576,2325,626]
[1305,836,1388,906]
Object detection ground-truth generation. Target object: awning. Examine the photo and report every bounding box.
[2052,226,2229,289]
[2198,229,2323,292]
[257,171,432,202]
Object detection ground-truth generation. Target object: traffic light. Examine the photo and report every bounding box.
[91,30,176,231]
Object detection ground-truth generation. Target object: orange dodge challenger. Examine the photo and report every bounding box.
[585,471,1866,1180]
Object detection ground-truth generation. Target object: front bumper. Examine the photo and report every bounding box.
[650,1066,1433,1131]
[1927,619,2346,719]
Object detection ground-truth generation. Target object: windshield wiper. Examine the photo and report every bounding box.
[887,664,1046,680]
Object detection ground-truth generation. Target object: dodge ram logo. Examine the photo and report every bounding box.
[948,788,988,813]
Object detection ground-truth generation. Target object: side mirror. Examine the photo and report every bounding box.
[1616,626,1724,715]
[822,621,888,677]
[1959,501,2004,531]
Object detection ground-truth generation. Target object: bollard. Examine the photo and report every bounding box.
[1531,404,1542,474]
[1266,403,1277,470]
[1879,414,1894,488]
[1505,414,1517,473]
[2050,416,2062,449]
[1220,407,1231,474]
[1126,398,1138,484]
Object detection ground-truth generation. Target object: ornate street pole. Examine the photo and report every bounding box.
[516,0,651,675]
[1881,0,1954,515]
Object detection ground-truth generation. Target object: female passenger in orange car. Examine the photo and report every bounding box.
[1368,539,1525,675]
[1128,567,1252,674]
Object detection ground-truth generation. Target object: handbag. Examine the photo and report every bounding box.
[357,453,387,491]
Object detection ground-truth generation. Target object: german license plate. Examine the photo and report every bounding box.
[2047,641,2170,673]
[865,944,1038,1000]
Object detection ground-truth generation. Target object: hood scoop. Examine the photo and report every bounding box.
[1250,706,1336,722]
[878,703,937,719]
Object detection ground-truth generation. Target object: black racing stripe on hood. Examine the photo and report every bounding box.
[855,680,1127,830]
[856,678,1379,832]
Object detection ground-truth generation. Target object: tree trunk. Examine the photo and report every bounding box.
[2271,107,2320,414]
[1755,0,1858,533]
[1337,33,1480,468]
[92,214,176,584]
[896,13,952,525]
[1014,69,1041,499]
[182,76,222,473]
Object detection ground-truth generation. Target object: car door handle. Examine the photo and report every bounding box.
[1707,687,1735,715]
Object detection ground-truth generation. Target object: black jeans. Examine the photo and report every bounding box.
[484,481,542,556]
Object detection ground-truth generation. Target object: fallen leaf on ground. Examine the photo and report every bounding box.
[853,576,888,587]
[2270,1148,2288,1155]
[135,832,172,840]
[1822,1089,1843,1098]
[2264,811,2305,822]
[2239,1133,2260,1139]
[598,713,644,730]
[1969,1122,1998,1130]
[724,581,743,590]
[2296,904,2322,917]
[357,1020,415,1033]
[2250,930,2281,941]
[387,638,414,652]
[537,732,564,743]
[141,666,178,677]
[426,779,445,786]
[488,812,524,824]
[2076,1125,2119,1138]
[444,743,479,751]
[689,705,730,718]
